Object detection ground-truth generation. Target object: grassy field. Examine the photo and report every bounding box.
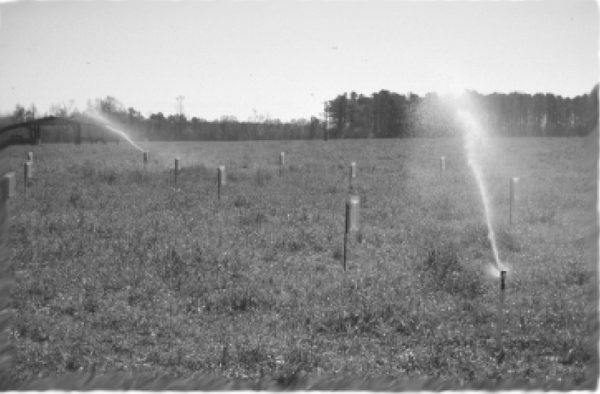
[2,136,596,387]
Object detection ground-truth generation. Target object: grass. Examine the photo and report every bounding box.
[2,137,595,387]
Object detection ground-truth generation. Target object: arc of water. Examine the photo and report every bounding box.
[457,110,501,271]
[104,125,145,152]
[87,112,145,152]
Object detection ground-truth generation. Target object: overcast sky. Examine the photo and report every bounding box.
[0,1,597,122]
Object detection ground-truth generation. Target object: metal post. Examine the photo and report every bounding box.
[24,162,32,196]
[343,203,350,271]
[218,166,226,200]
[343,195,360,270]
[349,162,356,192]
[497,270,506,362]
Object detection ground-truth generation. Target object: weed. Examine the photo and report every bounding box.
[255,168,272,187]
[233,195,252,209]
[332,247,343,261]
[419,245,485,300]
[495,226,522,253]
[239,211,267,227]
[5,138,589,384]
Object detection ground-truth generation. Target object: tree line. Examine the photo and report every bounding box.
[4,84,598,142]
[326,85,599,139]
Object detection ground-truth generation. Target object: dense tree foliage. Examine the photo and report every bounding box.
[325,85,598,139]
[3,85,597,142]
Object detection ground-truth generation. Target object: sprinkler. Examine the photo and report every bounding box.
[497,270,507,362]
[343,195,360,271]
[217,165,226,200]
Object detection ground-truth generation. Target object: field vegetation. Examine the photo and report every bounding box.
[2,137,596,387]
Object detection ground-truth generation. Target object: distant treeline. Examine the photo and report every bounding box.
[4,84,598,142]
[326,85,599,139]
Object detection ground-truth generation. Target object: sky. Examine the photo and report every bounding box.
[0,0,598,122]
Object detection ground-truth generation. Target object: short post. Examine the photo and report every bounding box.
[343,195,360,271]
[440,157,446,173]
[497,270,507,362]
[218,166,226,200]
[1,172,15,200]
[24,161,32,196]
[174,157,180,183]
[143,151,148,166]
[27,152,33,163]
[279,152,285,176]
[0,173,15,242]
[349,162,356,192]
[509,178,519,225]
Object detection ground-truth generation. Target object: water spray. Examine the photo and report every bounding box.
[87,112,145,152]
[509,177,519,225]
[343,195,360,271]
[457,110,501,270]
[217,166,226,200]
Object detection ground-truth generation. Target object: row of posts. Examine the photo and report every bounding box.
[0,151,519,273]
[140,149,361,270]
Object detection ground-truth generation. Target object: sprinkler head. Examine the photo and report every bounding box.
[500,271,506,290]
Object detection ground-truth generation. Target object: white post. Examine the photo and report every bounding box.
[1,172,15,200]
[440,157,446,173]
[218,166,226,200]
[509,177,519,224]
[349,162,356,191]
